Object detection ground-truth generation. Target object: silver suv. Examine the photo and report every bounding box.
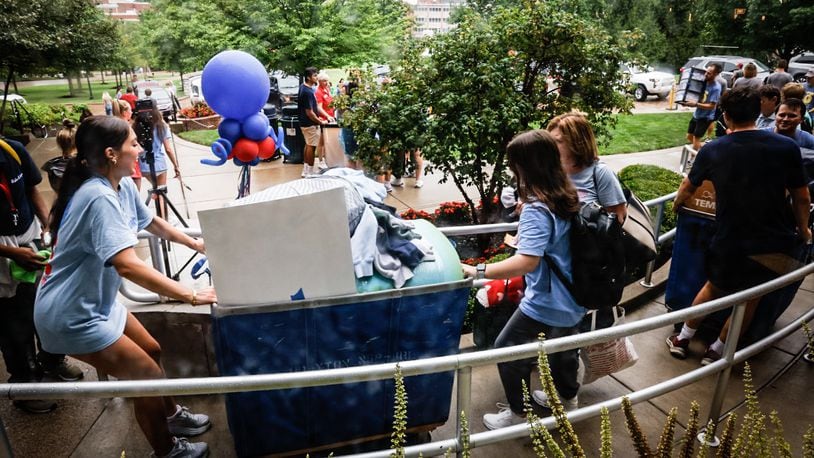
[788,52,814,83]
[680,56,771,87]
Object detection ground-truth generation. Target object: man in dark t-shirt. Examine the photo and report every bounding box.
[668,87,811,365]
[0,138,83,413]
[297,67,326,177]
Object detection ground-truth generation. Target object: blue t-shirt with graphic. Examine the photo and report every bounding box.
[516,202,585,328]
[694,81,721,121]
[35,176,153,354]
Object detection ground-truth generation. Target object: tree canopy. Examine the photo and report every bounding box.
[340,0,631,223]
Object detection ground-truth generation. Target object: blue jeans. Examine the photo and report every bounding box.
[494,308,580,414]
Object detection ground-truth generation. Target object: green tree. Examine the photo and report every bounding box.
[696,0,814,64]
[343,0,631,224]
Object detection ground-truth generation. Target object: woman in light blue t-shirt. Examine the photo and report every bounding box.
[461,130,585,430]
[34,116,216,458]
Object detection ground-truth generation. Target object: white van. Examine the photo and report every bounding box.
[185,72,204,105]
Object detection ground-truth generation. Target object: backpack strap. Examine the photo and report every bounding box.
[543,253,579,303]
[0,139,22,165]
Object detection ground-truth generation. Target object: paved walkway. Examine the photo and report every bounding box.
[2,134,812,457]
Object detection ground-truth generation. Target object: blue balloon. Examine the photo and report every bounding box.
[218,119,242,144]
[202,51,270,121]
[242,113,271,141]
[277,126,290,156]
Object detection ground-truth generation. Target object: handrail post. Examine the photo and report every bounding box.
[148,237,166,275]
[0,417,12,458]
[703,301,747,444]
[455,366,472,457]
[640,201,666,288]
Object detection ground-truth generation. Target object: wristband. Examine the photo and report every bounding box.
[476,263,487,280]
[191,290,198,306]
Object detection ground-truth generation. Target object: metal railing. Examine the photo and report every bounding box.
[4,258,814,457]
[119,192,679,303]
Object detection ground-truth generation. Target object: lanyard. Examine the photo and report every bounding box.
[0,169,19,227]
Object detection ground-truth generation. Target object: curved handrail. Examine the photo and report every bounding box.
[4,256,812,457]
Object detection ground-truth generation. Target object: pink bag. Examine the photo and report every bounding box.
[580,307,639,385]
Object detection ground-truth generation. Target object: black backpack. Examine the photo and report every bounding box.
[544,202,626,310]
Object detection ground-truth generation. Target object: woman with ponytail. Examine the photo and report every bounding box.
[34,116,215,458]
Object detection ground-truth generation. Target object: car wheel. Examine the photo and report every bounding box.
[634,85,648,102]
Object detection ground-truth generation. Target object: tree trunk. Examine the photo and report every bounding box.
[11,74,18,94]
[101,70,106,84]
[86,72,94,100]
[179,70,185,95]
[67,73,75,97]
[0,68,14,133]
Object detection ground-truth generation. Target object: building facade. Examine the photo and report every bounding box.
[94,0,150,22]
[405,0,465,37]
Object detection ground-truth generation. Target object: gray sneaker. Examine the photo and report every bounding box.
[167,405,211,436]
[156,437,208,458]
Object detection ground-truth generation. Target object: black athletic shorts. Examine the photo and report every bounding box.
[704,249,779,293]
[688,117,713,138]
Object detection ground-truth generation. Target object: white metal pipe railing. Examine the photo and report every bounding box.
[4,260,813,457]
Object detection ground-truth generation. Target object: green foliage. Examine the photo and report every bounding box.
[622,396,652,457]
[769,410,793,458]
[697,418,716,458]
[716,414,737,458]
[1,103,85,134]
[344,0,630,224]
[803,425,814,458]
[537,335,586,458]
[522,380,565,458]
[732,363,769,457]
[655,407,677,458]
[600,406,613,458]
[678,400,699,458]
[618,164,683,234]
[802,322,814,360]
[459,411,471,458]
[391,364,407,458]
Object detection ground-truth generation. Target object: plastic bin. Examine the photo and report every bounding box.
[212,280,470,456]
[281,104,304,164]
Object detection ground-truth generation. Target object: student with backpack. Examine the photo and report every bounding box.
[461,129,586,430]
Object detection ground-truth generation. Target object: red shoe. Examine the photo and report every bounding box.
[666,335,690,359]
[701,348,722,366]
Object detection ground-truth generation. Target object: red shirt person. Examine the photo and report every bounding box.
[315,73,335,121]
[120,86,138,111]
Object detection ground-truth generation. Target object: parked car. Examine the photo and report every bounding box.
[186,72,204,105]
[1,94,27,104]
[621,63,675,101]
[270,71,300,105]
[133,81,175,121]
[789,52,814,83]
[680,56,771,87]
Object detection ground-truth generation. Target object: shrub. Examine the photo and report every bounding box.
[1,103,85,132]
[618,164,683,234]
[400,208,436,222]
[434,201,473,226]
[180,102,216,119]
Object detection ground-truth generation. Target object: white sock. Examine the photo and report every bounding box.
[167,405,181,419]
[710,338,725,355]
[678,324,697,341]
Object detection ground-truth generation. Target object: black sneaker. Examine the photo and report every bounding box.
[666,335,690,359]
[42,358,84,382]
[13,399,57,414]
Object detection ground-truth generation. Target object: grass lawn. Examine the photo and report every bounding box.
[14,76,185,106]
[599,112,692,155]
[178,111,694,155]
[178,129,219,145]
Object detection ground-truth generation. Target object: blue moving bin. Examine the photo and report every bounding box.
[212,280,470,457]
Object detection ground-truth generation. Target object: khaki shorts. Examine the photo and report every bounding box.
[301,125,321,147]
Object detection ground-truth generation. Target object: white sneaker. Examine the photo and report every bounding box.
[384,181,393,193]
[317,158,329,170]
[301,164,312,177]
[167,405,211,436]
[482,403,525,430]
[156,437,208,458]
[391,177,404,187]
[413,179,424,188]
[532,390,578,411]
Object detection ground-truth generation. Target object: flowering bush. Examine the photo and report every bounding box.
[180,102,216,119]
[434,201,472,225]
[461,245,511,266]
[399,208,436,222]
